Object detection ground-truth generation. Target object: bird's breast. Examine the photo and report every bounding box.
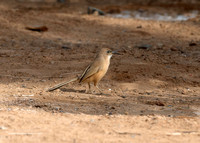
[100,57,110,72]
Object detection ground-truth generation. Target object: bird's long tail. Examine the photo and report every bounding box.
[46,77,79,92]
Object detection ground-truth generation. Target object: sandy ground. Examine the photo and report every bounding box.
[0,0,200,142]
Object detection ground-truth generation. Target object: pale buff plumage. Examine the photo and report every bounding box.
[47,48,117,93]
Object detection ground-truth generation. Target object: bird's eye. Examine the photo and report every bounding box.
[107,50,111,53]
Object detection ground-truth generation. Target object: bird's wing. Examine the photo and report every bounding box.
[79,63,100,83]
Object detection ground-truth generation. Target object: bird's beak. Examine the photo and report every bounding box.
[112,51,120,55]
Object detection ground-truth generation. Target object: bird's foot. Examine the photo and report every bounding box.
[86,89,92,94]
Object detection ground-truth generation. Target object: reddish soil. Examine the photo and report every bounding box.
[0,0,200,142]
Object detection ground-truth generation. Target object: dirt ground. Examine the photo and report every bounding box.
[0,0,200,142]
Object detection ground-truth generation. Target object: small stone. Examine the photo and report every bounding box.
[157,43,164,49]
[108,112,112,115]
[62,46,71,50]
[88,7,105,16]
[189,42,197,46]
[125,112,129,115]
[0,126,7,130]
[22,94,34,97]
[170,47,177,51]
[55,107,60,111]
[21,85,26,88]
[25,25,48,32]
[110,106,115,110]
[137,44,152,50]
[40,79,46,82]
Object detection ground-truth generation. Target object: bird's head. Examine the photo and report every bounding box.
[99,48,119,59]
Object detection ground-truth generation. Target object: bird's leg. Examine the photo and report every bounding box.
[86,82,92,94]
[94,83,103,94]
[96,86,102,93]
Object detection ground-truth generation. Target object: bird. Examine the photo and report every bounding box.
[47,48,118,93]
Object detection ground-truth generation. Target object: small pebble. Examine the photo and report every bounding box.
[108,112,112,115]
[22,94,34,97]
[0,126,7,130]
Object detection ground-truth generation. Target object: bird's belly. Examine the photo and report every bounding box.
[84,70,107,83]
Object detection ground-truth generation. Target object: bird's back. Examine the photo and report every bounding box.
[79,53,110,84]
